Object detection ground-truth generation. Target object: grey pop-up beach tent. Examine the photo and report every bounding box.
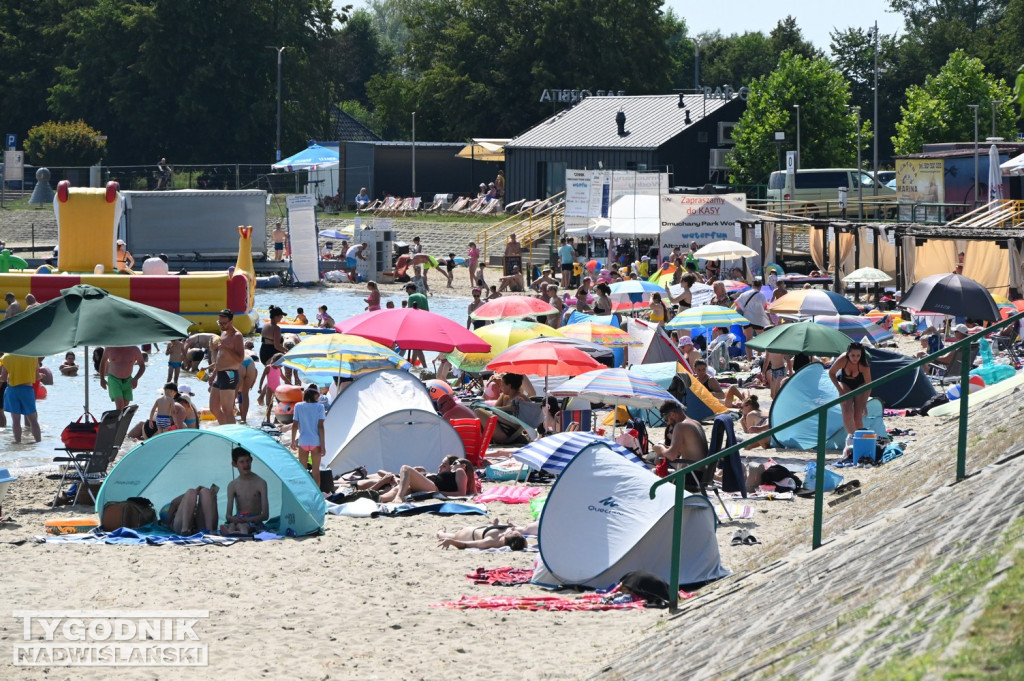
[531,441,730,590]
[323,370,463,475]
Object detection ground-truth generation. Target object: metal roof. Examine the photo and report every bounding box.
[506,94,737,151]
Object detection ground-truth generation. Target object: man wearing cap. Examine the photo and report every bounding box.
[99,346,147,411]
[208,309,245,425]
[929,324,971,366]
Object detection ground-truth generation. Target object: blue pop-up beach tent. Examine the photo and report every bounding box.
[96,425,326,536]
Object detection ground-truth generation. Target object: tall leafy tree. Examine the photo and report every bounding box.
[829,27,912,167]
[892,50,1015,155]
[45,0,344,163]
[335,9,389,107]
[729,52,861,184]
[696,18,818,95]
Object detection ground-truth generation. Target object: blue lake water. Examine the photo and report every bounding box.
[3,287,471,473]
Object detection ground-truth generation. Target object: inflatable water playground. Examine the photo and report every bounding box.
[0,182,255,333]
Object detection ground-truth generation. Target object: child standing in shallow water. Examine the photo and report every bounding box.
[165,339,184,383]
[291,385,326,479]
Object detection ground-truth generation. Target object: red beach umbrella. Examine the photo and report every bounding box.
[470,296,557,321]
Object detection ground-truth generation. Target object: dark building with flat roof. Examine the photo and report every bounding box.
[504,93,746,202]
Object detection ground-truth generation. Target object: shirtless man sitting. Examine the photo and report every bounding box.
[530,268,558,293]
[436,518,534,551]
[497,266,525,292]
[653,400,710,491]
[99,345,146,411]
[220,447,269,535]
[208,309,244,425]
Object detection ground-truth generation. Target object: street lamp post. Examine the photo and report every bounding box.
[871,21,879,197]
[411,111,416,195]
[991,100,1003,137]
[968,104,980,207]
[266,46,287,162]
[693,37,702,92]
[793,105,801,168]
[851,106,862,218]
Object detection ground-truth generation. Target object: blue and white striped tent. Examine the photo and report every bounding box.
[512,431,644,474]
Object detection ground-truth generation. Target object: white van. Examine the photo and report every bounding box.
[767,168,894,204]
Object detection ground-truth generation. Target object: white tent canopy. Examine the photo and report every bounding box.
[1000,151,1024,176]
[531,442,730,590]
[323,370,463,475]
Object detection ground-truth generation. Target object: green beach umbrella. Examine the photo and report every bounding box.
[745,321,852,357]
[0,284,193,412]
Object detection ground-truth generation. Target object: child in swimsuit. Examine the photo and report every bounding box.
[149,382,183,433]
[257,353,284,423]
[165,339,185,384]
[290,385,326,479]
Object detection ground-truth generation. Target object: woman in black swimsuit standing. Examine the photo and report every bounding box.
[260,306,288,365]
[829,341,872,449]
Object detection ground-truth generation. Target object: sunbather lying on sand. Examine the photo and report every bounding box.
[436,518,535,551]
[344,456,479,503]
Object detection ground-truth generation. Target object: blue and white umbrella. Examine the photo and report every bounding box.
[318,228,352,240]
[609,280,666,304]
[551,368,678,408]
[272,143,339,171]
[512,432,644,474]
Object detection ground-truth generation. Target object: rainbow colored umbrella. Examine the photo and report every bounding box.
[447,320,563,373]
[559,321,641,347]
[665,305,749,330]
[719,279,751,293]
[551,368,678,409]
[277,333,412,385]
[813,315,894,344]
[767,289,859,317]
[470,296,557,321]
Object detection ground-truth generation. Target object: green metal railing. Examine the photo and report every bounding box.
[650,309,1024,611]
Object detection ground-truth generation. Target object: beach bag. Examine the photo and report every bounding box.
[101,497,156,531]
[61,413,100,450]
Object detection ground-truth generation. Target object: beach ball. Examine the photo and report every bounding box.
[425,379,453,401]
[586,260,598,271]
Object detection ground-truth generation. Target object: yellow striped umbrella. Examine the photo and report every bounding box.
[447,320,563,372]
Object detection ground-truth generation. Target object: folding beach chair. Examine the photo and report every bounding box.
[927,344,979,386]
[52,409,122,505]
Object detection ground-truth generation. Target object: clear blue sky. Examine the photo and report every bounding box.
[339,1,905,55]
[671,0,905,52]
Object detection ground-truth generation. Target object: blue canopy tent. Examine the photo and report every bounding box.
[272,143,339,171]
[96,425,326,536]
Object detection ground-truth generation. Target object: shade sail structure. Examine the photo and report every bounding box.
[470,296,557,321]
[693,240,758,260]
[1000,151,1024,176]
[277,333,412,385]
[899,273,999,322]
[456,138,510,162]
[272,143,339,170]
[335,308,491,353]
[745,321,852,356]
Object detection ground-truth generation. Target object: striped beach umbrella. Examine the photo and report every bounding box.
[512,431,644,474]
[559,321,641,347]
[719,279,751,294]
[609,280,666,304]
[447,320,563,373]
[814,315,894,344]
[551,368,678,408]
[277,333,412,384]
[665,305,749,330]
[767,289,860,317]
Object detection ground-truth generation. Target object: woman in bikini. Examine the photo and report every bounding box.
[671,273,696,310]
[370,456,479,503]
[829,341,872,450]
[260,307,288,366]
[648,292,669,327]
[364,281,381,311]
[739,395,771,449]
[592,283,612,316]
[435,518,534,551]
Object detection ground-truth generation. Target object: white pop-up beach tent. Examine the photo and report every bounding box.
[323,370,464,475]
[531,441,730,590]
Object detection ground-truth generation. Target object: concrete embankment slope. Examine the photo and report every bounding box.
[592,391,1024,680]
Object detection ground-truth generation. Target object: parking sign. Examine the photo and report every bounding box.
[5,134,15,150]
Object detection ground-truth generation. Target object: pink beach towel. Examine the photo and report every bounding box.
[433,593,647,611]
[473,485,544,504]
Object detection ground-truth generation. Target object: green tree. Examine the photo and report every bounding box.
[24,120,107,166]
[892,50,1014,155]
[699,18,819,91]
[829,27,913,167]
[729,52,862,184]
[335,10,390,107]
[371,0,675,141]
